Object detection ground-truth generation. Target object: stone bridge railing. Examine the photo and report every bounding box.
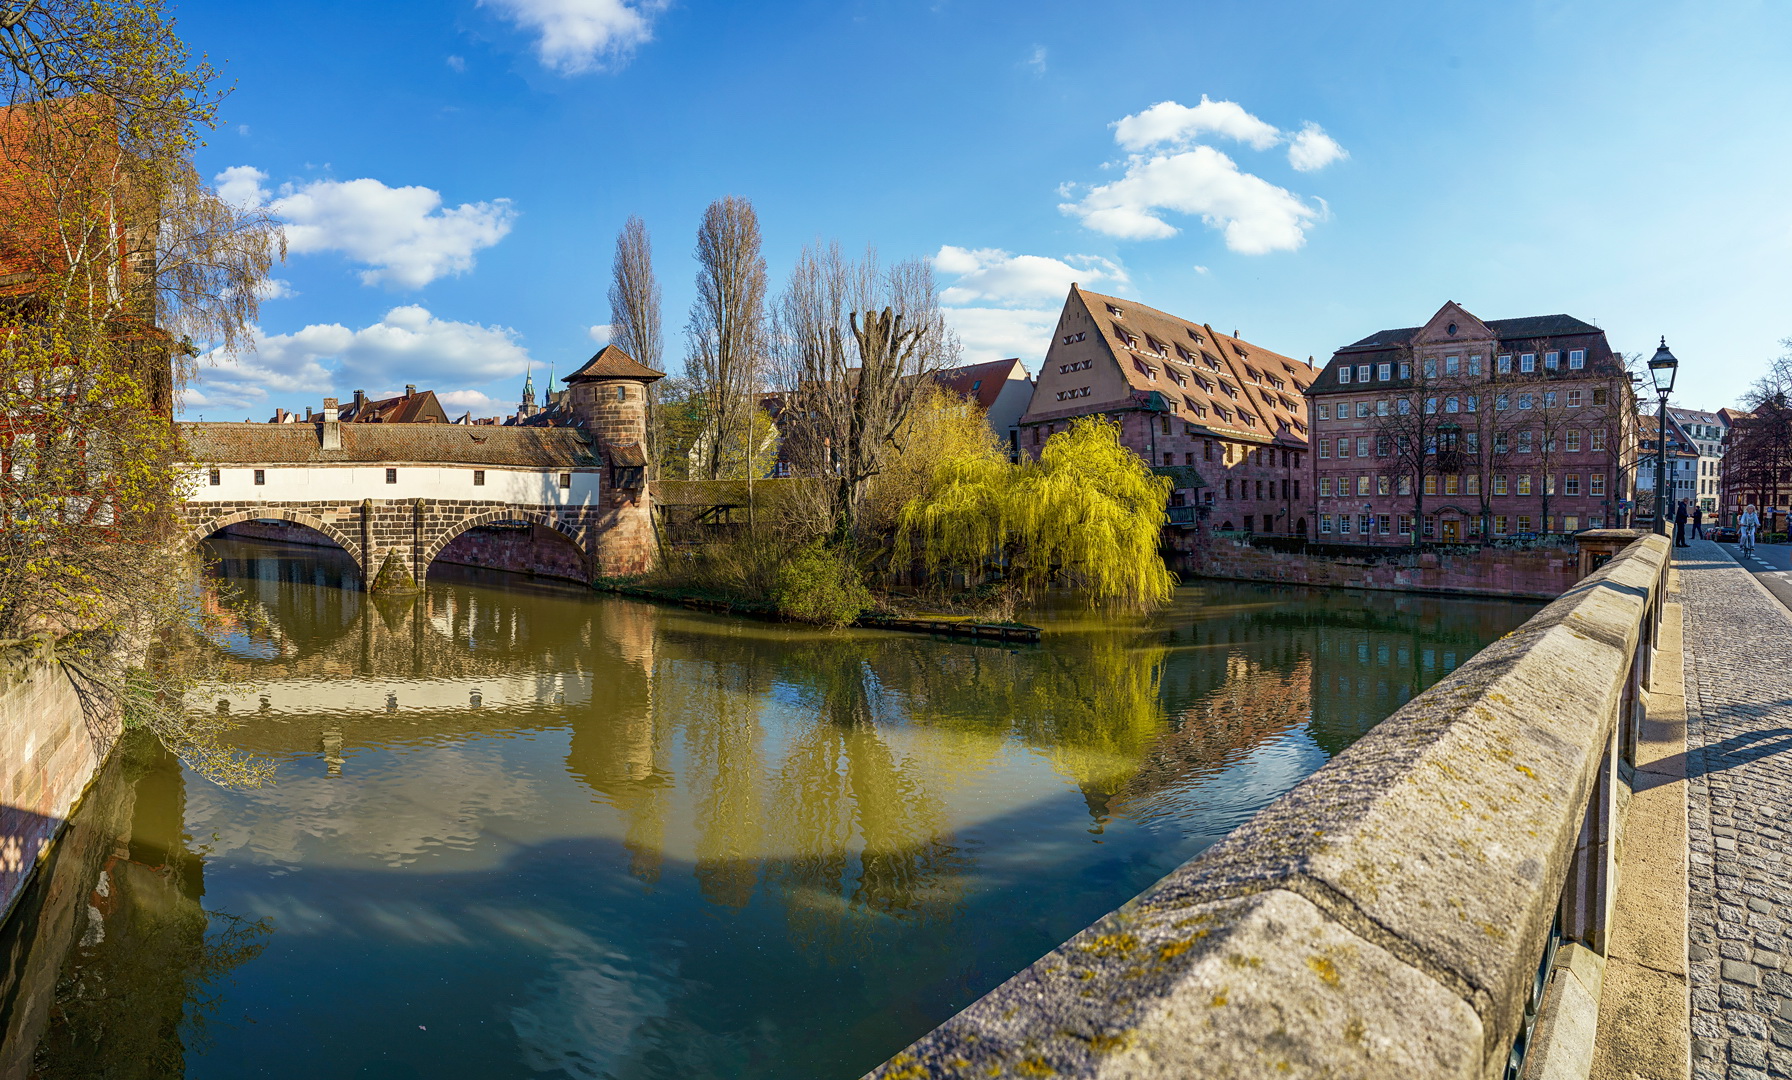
[866,532,1673,1079]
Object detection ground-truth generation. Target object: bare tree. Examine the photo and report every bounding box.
[607,215,663,474]
[686,196,767,481]
[771,243,959,539]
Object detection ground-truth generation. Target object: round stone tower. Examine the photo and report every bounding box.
[562,345,664,575]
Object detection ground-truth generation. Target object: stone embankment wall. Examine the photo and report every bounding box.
[1173,537,1579,599]
[865,534,1672,1079]
[0,640,121,928]
[217,519,590,583]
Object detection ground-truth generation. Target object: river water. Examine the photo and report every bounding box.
[0,539,1539,1079]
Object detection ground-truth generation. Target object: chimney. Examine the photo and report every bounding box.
[354,389,367,414]
[405,384,417,397]
[321,396,342,450]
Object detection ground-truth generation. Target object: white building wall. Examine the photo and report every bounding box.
[183,463,603,508]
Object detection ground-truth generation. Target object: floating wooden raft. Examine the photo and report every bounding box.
[857,616,1042,643]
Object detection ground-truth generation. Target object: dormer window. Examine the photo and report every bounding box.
[1133,359,1157,380]
[1107,305,1124,317]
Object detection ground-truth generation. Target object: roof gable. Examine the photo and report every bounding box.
[1411,301,1494,346]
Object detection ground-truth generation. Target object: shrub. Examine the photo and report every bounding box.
[773,541,874,627]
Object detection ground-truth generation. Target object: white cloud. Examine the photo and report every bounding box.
[437,389,507,417]
[1061,145,1320,253]
[1287,122,1348,172]
[939,307,1059,367]
[182,306,532,417]
[934,246,1128,306]
[481,0,667,75]
[447,54,468,73]
[1113,97,1282,152]
[1026,45,1047,75]
[587,323,613,344]
[212,168,516,290]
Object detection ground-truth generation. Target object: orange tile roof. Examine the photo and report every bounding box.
[564,344,664,382]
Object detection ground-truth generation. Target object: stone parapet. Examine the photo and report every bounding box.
[865,533,1672,1080]
[1174,537,1580,599]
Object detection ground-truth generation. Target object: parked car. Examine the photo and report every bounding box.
[1711,524,1740,543]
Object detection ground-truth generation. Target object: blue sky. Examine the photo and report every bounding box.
[176,0,1792,420]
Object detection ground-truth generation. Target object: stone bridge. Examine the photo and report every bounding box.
[178,419,654,588]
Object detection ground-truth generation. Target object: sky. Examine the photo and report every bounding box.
[174,0,1792,421]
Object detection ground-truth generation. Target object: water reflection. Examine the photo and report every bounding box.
[5,538,1539,1080]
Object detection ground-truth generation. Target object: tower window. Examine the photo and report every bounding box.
[253,469,265,486]
[208,468,221,486]
[559,472,572,490]
[616,386,627,402]
[386,468,398,484]
[473,470,485,486]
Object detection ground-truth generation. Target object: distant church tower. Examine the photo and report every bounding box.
[517,364,539,420]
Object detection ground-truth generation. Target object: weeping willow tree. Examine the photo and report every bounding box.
[895,415,1177,610]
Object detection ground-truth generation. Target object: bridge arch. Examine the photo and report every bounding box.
[188,508,366,577]
[422,507,591,583]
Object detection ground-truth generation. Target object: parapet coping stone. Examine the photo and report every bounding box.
[865,533,1671,1080]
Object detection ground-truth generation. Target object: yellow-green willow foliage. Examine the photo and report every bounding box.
[895,415,1177,610]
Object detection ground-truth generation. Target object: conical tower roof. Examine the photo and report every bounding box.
[564,344,664,383]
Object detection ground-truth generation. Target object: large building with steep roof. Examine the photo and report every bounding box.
[1020,285,1316,535]
[1308,301,1636,544]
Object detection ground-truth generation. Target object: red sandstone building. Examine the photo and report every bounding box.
[1307,302,1636,544]
[1020,286,1316,535]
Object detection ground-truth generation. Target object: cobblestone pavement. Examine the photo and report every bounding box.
[1678,537,1792,1078]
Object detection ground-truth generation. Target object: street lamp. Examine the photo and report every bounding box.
[1648,338,1679,537]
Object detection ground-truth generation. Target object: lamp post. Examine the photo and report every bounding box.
[1648,338,1679,536]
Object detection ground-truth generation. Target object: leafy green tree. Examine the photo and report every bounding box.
[896,416,1176,610]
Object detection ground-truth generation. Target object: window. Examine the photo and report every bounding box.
[1163,452,1175,465]
[1360,514,1374,535]
[1566,430,1582,452]
[617,385,628,402]
[1338,437,1351,458]
[1517,474,1532,495]
[559,472,572,490]
[1399,475,1412,496]
[1204,439,1214,461]
[1320,477,1333,497]
[1357,401,1371,418]
[1466,431,1479,452]
[1568,349,1586,369]
[1544,351,1559,370]
[1544,391,1557,408]
[1423,358,1438,378]
[1378,363,1392,380]
[1445,356,1460,376]
[1377,476,1390,496]
[1445,474,1460,496]
[1495,515,1509,536]
[1591,474,1607,496]
[1591,430,1607,451]
[1377,436,1390,457]
[1563,515,1580,531]
[208,468,221,486]
[1226,479,1235,499]
[1377,399,1389,417]
[1565,474,1581,495]
[253,469,265,486]
[1544,474,1556,496]
[1339,366,1353,384]
[1497,354,1513,374]
[1423,515,1436,539]
[1357,475,1371,496]
[1338,514,1352,535]
[1517,515,1533,533]
[1567,389,1583,408]
[1061,332,1086,344]
[1520,353,1536,373]
[1399,361,1412,379]
[1186,453,1196,465]
[1518,393,1534,410]
[1320,514,1334,534]
[1256,480,1265,499]
[1107,305,1124,317]
[1378,514,1392,535]
[1466,475,1481,495]
[473,470,485,486]
[1161,417,1172,435]
[1518,431,1533,453]
[1496,393,1510,411]
[1445,396,1459,413]
[1425,397,1438,414]
[1424,475,1438,496]
[1294,479,1301,499]
[1317,404,1331,420]
[1356,365,1371,382]
[1592,388,1608,406]
[1318,439,1330,459]
[384,468,398,484]
[1398,398,1412,415]
[1356,436,1370,457]
[1465,395,1478,413]
[1398,514,1413,536]
[1469,356,1483,375]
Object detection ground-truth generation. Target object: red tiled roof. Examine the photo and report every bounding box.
[933,358,1026,410]
[565,345,664,382]
[341,389,449,424]
[179,422,600,467]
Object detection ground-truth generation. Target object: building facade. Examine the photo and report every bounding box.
[1666,406,1727,514]
[1019,286,1315,535]
[1635,409,1701,522]
[932,358,1034,460]
[1721,402,1792,532]
[1307,302,1635,544]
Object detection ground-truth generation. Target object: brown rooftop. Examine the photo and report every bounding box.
[564,344,665,383]
[179,422,601,468]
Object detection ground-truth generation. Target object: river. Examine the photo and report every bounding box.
[0,538,1540,1079]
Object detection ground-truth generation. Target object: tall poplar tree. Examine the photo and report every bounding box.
[685,196,767,481]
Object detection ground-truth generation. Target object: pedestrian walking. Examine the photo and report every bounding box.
[1691,503,1704,540]
[1741,503,1761,555]
[1674,499,1689,547]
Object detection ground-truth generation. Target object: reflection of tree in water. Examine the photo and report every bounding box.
[764,639,967,959]
[33,737,271,1080]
